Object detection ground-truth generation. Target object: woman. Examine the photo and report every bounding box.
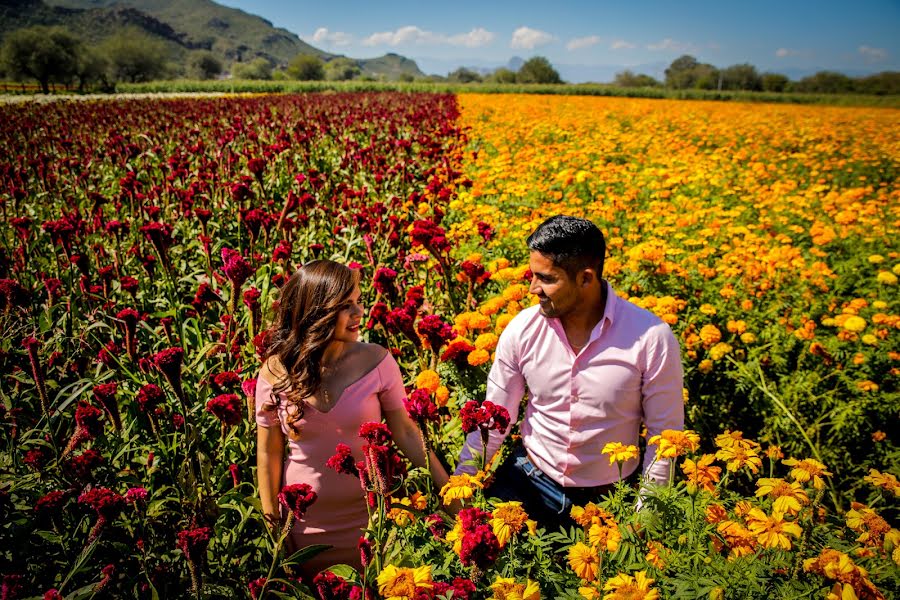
[255,259,449,577]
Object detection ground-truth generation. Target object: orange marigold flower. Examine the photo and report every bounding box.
[490,501,529,547]
[602,570,659,600]
[645,541,666,569]
[571,502,615,528]
[415,370,441,394]
[755,478,809,515]
[588,521,622,553]
[699,324,722,347]
[744,508,802,550]
[715,444,763,474]
[864,469,900,495]
[846,502,891,548]
[803,548,883,600]
[681,454,721,494]
[716,520,758,559]
[648,429,700,459]
[467,348,491,366]
[568,542,600,582]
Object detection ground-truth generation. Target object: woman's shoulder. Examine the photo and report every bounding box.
[348,342,390,369]
[260,356,287,386]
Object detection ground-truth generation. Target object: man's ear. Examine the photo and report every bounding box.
[580,269,596,287]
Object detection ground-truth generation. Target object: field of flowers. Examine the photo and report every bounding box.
[0,91,897,599]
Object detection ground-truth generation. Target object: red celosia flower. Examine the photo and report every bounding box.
[243,287,261,311]
[135,383,164,412]
[416,314,454,352]
[372,267,398,296]
[125,487,148,503]
[79,487,127,542]
[313,571,354,600]
[152,347,185,408]
[476,221,495,242]
[241,378,257,399]
[35,490,69,519]
[460,400,510,436]
[23,335,49,415]
[326,443,358,475]
[221,248,254,287]
[278,483,318,520]
[120,276,139,296]
[92,382,121,431]
[409,219,450,254]
[359,422,392,445]
[0,278,30,311]
[2,575,25,600]
[386,304,419,346]
[139,222,175,257]
[363,443,393,496]
[272,239,292,263]
[206,393,242,427]
[23,446,51,471]
[404,389,440,425]
[358,536,373,568]
[230,182,254,203]
[65,448,104,481]
[64,401,104,456]
[229,463,240,487]
[43,589,63,600]
[192,282,221,311]
[212,371,241,391]
[247,157,267,178]
[248,577,266,600]
[366,301,389,330]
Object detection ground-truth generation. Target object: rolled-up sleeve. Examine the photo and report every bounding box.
[640,322,685,485]
[455,324,526,475]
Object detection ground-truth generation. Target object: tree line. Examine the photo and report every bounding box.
[616,54,900,95]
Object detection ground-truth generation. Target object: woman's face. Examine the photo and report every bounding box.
[332,283,364,343]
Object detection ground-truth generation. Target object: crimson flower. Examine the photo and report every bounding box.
[416,314,454,352]
[326,443,358,475]
[358,422,392,445]
[221,248,254,287]
[79,487,126,542]
[135,383,164,412]
[404,389,439,425]
[92,382,121,431]
[206,394,242,427]
[313,571,355,600]
[64,401,104,456]
[460,400,510,436]
[372,267,398,296]
[278,483,317,520]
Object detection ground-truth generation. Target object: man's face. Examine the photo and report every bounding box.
[528,251,581,319]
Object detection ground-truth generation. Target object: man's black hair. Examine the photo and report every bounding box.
[526,215,605,278]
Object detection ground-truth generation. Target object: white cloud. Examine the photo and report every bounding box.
[775,47,799,58]
[647,38,694,52]
[448,28,496,48]
[361,26,495,48]
[858,45,888,61]
[312,27,354,47]
[610,39,636,50]
[510,26,555,50]
[567,35,601,51]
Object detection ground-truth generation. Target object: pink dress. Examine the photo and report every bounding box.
[255,352,406,576]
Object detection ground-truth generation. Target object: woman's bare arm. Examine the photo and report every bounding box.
[384,407,450,490]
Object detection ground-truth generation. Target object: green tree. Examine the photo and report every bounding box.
[795,71,853,94]
[614,70,661,87]
[760,72,789,92]
[75,47,111,92]
[489,67,517,84]
[664,54,719,89]
[517,56,562,84]
[853,71,900,95]
[101,29,169,83]
[1,26,81,93]
[324,57,361,81]
[286,54,324,80]
[720,63,762,91]
[231,58,272,80]
[448,67,482,83]
[190,51,223,80]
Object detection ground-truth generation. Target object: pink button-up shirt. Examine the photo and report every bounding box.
[456,283,684,487]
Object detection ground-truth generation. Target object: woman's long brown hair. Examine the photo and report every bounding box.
[266,260,360,430]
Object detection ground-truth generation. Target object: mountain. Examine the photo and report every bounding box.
[0,0,425,79]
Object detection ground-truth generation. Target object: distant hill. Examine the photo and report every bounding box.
[0,0,425,80]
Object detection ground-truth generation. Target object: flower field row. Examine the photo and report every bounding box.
[0,92,897,598]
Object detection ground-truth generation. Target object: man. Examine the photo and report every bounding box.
[455,215,684,528]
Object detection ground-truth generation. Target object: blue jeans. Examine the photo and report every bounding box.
[486,444,630,531]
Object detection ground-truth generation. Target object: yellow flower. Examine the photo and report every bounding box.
[415,370,441,394]
[864,469,900,496]
[715,444,762,474]
[602,570,659,600]
[699,303,717,315]
[842,316,866,332]
[489,577,540,600]
[877,271,898,285]
[645,541,666,569]
[495,313,514,334]
[782,457,832,489]
[439,473,484,505]
[601,442,639,465]
[804,548,881,599]
[745,508,802,550]
[681,454,721,494]
[709,342,732,360]
[755,478,809,514]
[740,332,756,344]
[716,520,758,558]
[376,564,433,600]
[648,429,700,459]
[868,254,885,264]
[845,502,891,547]
[579,586,601,600]
[571,502,614,527]
[588,521,622,553]
[491,501,529,547]
[699,324,722,346]
[502,284,528,302]
[698,359,714,373]
[568,542,600,581]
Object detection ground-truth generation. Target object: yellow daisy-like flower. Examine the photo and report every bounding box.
[755,478,809,515]
[645,541,666,569]
[714,444,762,474]
[579,586,601,600]
[601,442,639,465]
[744,508,802,550]
[571,502,614,527]
[489,577,540,600]
[846,502,891,547]
[415,370,441,394]
[681,454,721,494]
[490,501,529,547]
[864,469,900,496]
[568,542,600,582]
[602,570,659,600]
[376,564,433,600]
[877,271,898,285]
[588,521,622,553]
[647,429,700,459]
[782,457,832,490]
[439,473,484,506]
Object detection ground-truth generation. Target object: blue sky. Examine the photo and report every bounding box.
[218,0,899,82]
